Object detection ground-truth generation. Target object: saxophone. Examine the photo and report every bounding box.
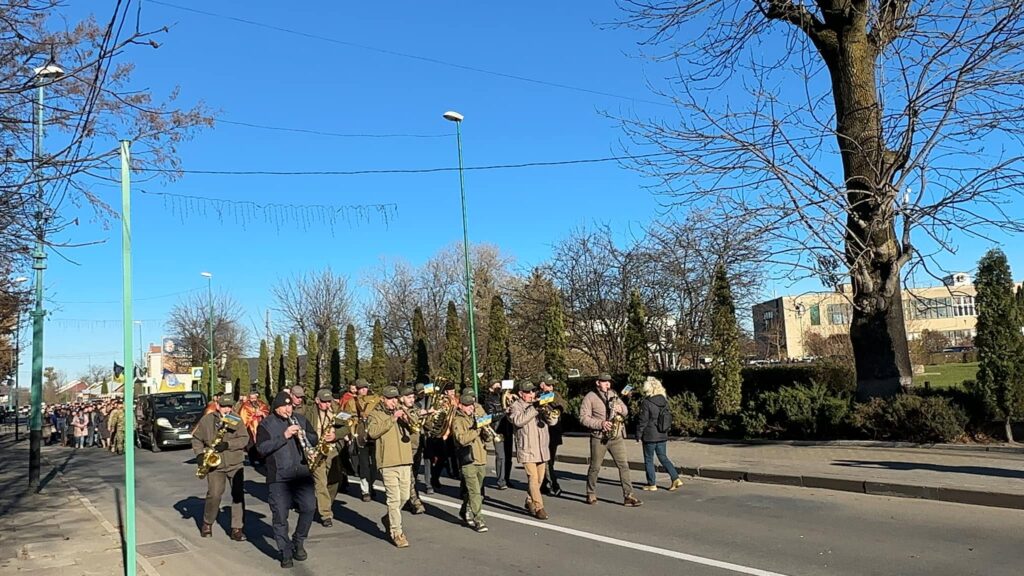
[196,413,241,479]
[602,396,626,441]
[306,412,336,470]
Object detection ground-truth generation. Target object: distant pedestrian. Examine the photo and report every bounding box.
[72,410,89,449]
[636,377,683,492]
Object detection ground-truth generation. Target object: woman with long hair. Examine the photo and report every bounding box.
[636,377,684,491]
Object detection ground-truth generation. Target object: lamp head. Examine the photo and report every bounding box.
[33,64,64,79]
[13,276,28,284]
[442,111,464,123]
[200,272,212,278]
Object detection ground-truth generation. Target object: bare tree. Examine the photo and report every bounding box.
[362,260,418,381]
[616,1,1024,398]
[0,1,211,278]
[80,364,111,386]
[272,267,353,353]
[166,291,250,375]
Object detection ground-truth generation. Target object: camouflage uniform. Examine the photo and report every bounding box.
[108,405,125,455]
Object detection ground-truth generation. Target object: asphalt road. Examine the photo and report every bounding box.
[47,443,1023,576]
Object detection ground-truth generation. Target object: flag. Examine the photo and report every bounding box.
[113,362,125,383]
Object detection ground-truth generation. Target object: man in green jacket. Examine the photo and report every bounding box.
[367,385,413,548]
[452,390,489,533]
[192,394,250,540]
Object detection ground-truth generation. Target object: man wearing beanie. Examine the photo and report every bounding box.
[192,394,250,540]
[257,390,329,567]
[367,385,413,548]
[451,390,489,532]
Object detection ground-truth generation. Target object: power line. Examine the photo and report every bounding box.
[149,0,672,109]
[215,118,452,139]
[136,151,672,177]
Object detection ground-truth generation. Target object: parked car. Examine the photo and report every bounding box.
[135,391,207,452]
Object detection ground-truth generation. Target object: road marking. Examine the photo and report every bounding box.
[417,492,791,576]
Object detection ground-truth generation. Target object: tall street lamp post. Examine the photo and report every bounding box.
[200,272,214,397]
[9,276,28,440]
[28,62,63,487]
[134,321,144,383]
[442,110,479,397]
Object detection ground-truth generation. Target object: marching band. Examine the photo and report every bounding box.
[191,374,655,566]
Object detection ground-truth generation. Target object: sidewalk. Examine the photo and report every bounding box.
[556,435,1024,510]
[0,432,125,576]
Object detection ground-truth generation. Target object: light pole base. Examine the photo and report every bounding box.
[28,429,41,487]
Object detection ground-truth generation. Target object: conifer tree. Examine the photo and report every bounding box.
[286,333,299,389]
[328,325,342,394]
[344,324,359,385]
[370,319,387,390]
[624,290,649,389]
[709,264,742,416]
[975,249,1024,442]
[239,358,252,398]
[484,295,512,384]
[304,330,320,390]
[258,339,270,399]
[544,293,568,384]
[274,335,286,392]
[412,306,431,384]
[441,301,464,386]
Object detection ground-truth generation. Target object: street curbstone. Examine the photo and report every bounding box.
[698,467,747,481]
[745,472,803,486]
[801,475,866,494]
[864,481,939,500]
[933,487,1024,510]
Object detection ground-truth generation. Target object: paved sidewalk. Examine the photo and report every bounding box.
[557,435,1024,509]
[0,432,125,576]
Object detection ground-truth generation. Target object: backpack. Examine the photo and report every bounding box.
[656,404,672,434]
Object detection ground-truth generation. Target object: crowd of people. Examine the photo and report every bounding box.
[191,373,686,568]
[41,398,127,452]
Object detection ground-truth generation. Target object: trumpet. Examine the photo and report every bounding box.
[476,413,503,443]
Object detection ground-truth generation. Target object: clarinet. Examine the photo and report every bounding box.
[289,415,317,464]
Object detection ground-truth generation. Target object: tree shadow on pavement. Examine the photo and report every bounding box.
[832,459,1024,479]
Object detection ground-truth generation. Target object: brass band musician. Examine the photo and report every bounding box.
[192,393,249,540]
[579,374,642,507]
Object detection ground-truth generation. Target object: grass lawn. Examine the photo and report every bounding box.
[913,362,979,389]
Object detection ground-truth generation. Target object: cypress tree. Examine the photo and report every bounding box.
[624,289,649,389]
[709,264,742,417]
[412,306,431,384]
[328,325,342,394]
[304,330,320,390]
[975,249,1024,442]
[274,335,286,392]
[484,294,511,384]
[441,300,464,386]
[544,292,568,384]
[239,358,252,398]
[286,333,299,389]
[344,324,359,385]
[257,339,270,399]
[370,319,387,389]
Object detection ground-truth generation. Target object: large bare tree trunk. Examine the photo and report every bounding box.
[825,11,912,399]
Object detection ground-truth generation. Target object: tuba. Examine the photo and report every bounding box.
[425,396,456,439]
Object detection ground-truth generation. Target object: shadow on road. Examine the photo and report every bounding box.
[832,459,1024,479]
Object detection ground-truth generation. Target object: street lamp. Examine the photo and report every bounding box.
[28,61,63,488]
[9,276,28,440]
[200,272,214,398]
[442,110,479,397]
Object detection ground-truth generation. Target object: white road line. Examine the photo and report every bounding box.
[417,493,792,576]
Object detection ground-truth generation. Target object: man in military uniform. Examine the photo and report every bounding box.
[538,373,569,496]
[341,379,378,501]
[484,380,513,490]
[108,399,125,455]
[192,393,250,540]
[399,385,426,514]
[451,390,489,533]
[306,388,344,527]
[367,386,413,548]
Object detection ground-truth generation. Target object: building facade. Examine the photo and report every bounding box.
[752,273,995,360]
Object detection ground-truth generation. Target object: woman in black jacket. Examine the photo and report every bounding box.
[636,377,683,492]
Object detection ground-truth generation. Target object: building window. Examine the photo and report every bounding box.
[809,304,821,326]
[762,309,775,332]
[953,295,976,317]
[905,297,953,320]
[827,303,851,325]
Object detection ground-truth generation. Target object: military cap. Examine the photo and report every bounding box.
[355,378,370,389]
[459,391,477,405]
[381,385,400,399]
[316,388,333,402]
[399,385,415,396]
[596,373,613,382]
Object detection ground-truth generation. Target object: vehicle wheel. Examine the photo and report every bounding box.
[150,430,161,452]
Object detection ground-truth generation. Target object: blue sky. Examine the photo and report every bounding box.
[15,1,1024,383]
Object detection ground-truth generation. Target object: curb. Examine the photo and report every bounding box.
[556,454,1024,511]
